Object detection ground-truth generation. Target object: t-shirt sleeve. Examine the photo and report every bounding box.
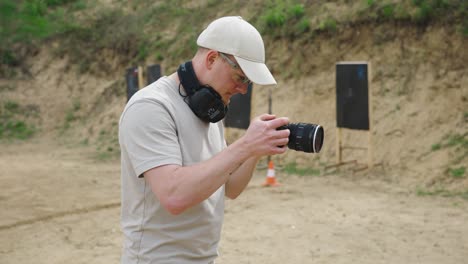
[119,99,182,177]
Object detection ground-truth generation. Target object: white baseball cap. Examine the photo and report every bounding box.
[197,16,277,86]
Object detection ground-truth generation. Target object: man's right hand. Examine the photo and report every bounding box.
[239,114,290,157]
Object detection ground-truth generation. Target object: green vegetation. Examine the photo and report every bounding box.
[431,132,467,155]
[61,98,81,131]
[318,17,337,32]
[363,0,467,26]
[430,131,467,180]
[258,1,310,38]
[431,143,442,151]
[94,122,120,161]
[0,0,84,76]
[417,188,468,200]
[283,162,321,176]
[256,0,467,39]
[449,166,466,178]
[0,100,37,140]
[1,0,466,76]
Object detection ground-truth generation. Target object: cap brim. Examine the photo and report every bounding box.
[235,56,277,86]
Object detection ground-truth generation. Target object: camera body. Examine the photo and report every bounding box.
[277,123,324,153]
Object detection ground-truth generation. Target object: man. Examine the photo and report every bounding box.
[119,16,290,263]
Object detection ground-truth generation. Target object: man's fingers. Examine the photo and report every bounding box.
[267,117,289,129]
[258,113,276,121]
[274,128,290,139]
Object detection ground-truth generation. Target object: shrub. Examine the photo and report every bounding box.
[0,101,37,140]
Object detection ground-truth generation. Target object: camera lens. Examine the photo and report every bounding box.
[279,123,324,153]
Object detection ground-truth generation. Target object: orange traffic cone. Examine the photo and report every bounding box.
[263,160,280,187]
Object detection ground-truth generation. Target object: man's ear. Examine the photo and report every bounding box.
[205,50,218,70]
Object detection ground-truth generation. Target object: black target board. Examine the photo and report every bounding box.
[147,64,162,85]
[224,84,253,129]
[336,62,369,130]
[125,67,139,102]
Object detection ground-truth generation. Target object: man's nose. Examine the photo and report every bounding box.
[236,83,249,94]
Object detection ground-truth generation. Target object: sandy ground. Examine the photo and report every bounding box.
[1,139,467,264]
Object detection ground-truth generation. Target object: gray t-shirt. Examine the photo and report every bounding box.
[119,76,227,264]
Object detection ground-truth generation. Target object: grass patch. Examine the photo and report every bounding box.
[431,132,467,152]
[93,121,120,161]
[258,0,309,38]
[359,0,466,28]
[93,148,120,161]
[430,132,467,172]
[431,143,442,151]
[318,17,337,32]
[2,0,467,78]
[283,162,321,176]
[417,188,468,200]
[446,133,467,147]
[61,98,81,132]
[449,166,466,178]
[0,120,35,140]
[0,0,81,77]
[0,100,37,140]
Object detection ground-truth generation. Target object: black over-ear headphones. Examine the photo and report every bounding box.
[177,61,228,123]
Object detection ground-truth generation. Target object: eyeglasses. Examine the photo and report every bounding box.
[219,52,252,85]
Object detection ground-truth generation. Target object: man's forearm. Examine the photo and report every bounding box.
[225,156,260,199]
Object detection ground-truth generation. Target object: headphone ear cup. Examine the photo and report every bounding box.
[188,86,227,123]
[177,61,227,123]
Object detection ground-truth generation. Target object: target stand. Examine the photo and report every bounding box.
[331,61,375,172]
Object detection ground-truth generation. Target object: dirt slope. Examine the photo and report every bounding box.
[2,20,465,190]
[260,24,468,191]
